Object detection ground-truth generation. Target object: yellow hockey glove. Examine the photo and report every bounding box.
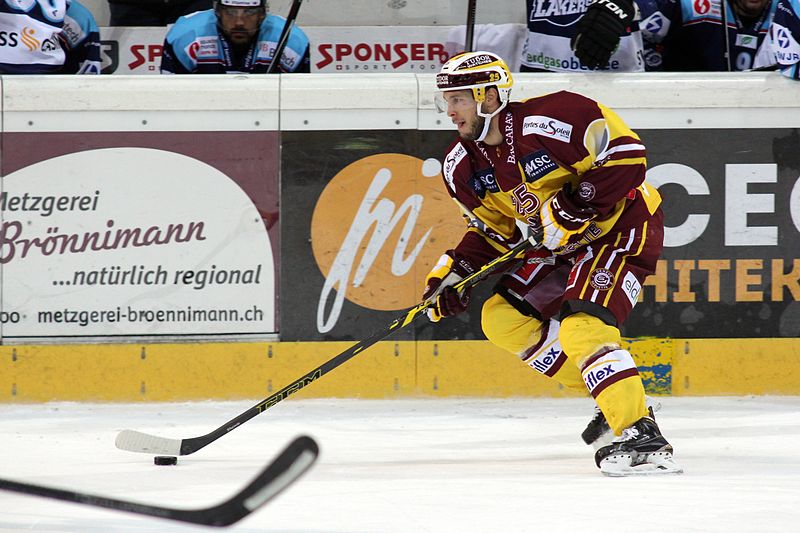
[540,185,598,254]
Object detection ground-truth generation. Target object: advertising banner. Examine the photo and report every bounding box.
[0,132,279,340]
[636,129,800,338]
[282,129,800,341]
[100,27,167,74]
[98,26,455,74]
[280,131,478,342]
[309,26,450,73]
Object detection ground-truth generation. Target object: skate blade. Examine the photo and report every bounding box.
[600,451,684,477]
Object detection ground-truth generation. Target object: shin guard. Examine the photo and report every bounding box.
[581,348,648,435]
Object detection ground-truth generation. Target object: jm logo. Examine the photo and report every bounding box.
[317,168,430,333]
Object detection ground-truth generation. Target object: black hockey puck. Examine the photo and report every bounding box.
[154,456,178,466]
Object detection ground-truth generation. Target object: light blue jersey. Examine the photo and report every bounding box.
[161,9,310,74]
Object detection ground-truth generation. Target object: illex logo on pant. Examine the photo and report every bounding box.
[310,154,463,333]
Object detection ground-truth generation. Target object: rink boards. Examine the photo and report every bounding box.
[1,337,799,400]
[0,73,798,400]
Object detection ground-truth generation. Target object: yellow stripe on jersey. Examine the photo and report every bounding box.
[601,157,648,168]
[597,102,641,144]
[579,244,610,299]
[575,104,647,172]
[602,221,649,307]
[637,182,662,215]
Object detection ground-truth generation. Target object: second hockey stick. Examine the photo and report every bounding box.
[0,435,318,527]
[464,0,477,52]
[116,238,545,456]
[266,0,304,73]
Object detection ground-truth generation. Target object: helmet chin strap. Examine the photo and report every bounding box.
[474,100,507,142]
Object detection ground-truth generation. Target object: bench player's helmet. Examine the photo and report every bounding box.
[214,0,268,12]
[435,51,514,141]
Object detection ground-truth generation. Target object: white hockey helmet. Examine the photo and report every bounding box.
[435,51,513,141]
[436,51,513,108]
[215,0,268,9]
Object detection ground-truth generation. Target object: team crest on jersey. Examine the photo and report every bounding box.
[520,150,558,182]
[590,268,615,291]
[443,142,467,193]
[470,168,499,198]
[522,115,573,143]
[577,181,596,201]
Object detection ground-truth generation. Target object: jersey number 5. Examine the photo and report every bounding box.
[511,184,540,216]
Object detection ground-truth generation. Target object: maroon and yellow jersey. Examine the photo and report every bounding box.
[441,90,662,262]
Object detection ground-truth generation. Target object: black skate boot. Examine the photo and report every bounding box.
[594,416,683,476]
[581,406,612,449]
[581,397,661,449]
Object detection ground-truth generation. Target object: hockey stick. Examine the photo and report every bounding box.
[0,435,318,527]
[266,0,304,73]
[116,238,545,456]
[464,0,477,52]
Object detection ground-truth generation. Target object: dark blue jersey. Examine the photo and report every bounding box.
[640,0,778,70]
[60,0,101,74]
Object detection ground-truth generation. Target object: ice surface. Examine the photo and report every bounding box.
[0,396,798,533]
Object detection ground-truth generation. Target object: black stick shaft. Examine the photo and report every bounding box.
[174,238,535,454]
[267,0,305,73]
[465,0,477,52]
[0,436,318,527]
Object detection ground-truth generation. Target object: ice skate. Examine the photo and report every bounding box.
[581,396,662,450]
[594,416,683,477]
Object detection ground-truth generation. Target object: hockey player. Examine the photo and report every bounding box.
[61,0,102,74]
[0,0,67,73]
[521,0,645,71]
[425,51,682,476]
[639,0,778,70]
[160,0,309,74]
[0,0,99,74]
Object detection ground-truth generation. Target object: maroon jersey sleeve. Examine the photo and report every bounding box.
[520,91,648,219]
[440,138,516,266]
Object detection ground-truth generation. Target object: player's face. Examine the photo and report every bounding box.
[442,90,484,141]
[216,5,266,45]
[735,0,769,16]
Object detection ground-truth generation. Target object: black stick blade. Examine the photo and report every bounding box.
[0,435,319,527]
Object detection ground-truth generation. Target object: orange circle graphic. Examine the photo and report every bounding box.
[311,153,464,311]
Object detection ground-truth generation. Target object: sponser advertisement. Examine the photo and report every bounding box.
[281,128,800,341]
[0,132,279,340]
